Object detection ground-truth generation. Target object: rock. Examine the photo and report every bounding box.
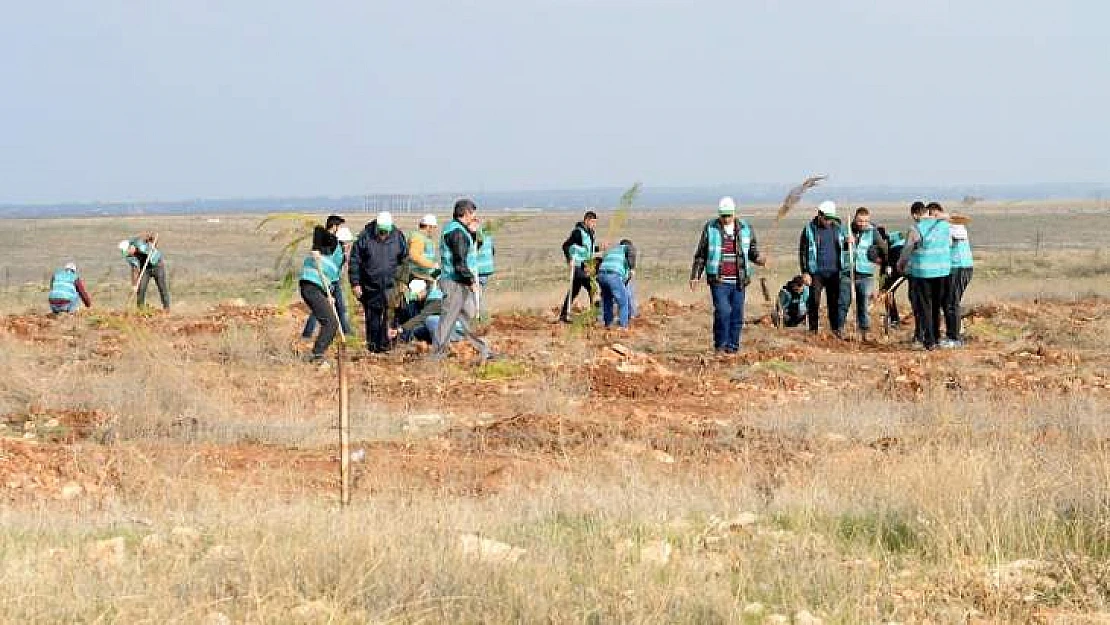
[203,612,232,625]
[222,298,248,308]
[651,449,676,464]
[639,540,673,566]
[170,526,203,551]
[60,482,83,500]
[87,536,127,568]
[140,533,166,556]
[610,343,632,357]
[290,600,334,622]
[458,533,525,564]
[616,362,646,374]
[794,609,824,625]
[44,418,60,428]
[349,448,366,463]
[725,512,759,530]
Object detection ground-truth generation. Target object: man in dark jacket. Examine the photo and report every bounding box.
[350,211,408,353]
[558,211,599,322]
[798,201,847,337]
[431,199,495,361]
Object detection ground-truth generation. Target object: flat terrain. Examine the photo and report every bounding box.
[1,201,1108,623]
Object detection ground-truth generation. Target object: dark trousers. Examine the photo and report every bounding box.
[909,276,948,348]
[881,273,902,324]
[300,281,338,357]
[137,263,170,310]
[559,265,595,320]
[807,271,842,333]
[302,281,352,337]
[945,268,973,340]
[784,304,807,328]
[709,282,746,351]
[363,305,389,352]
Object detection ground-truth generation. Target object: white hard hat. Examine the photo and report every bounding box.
[64,262,78,272]
[336,226,354,242]
[718,196,737,215]
[118,240,130,253]
[419,214,438,227]
[376,211,393,229]
[818,200,838,219]
[408,279,427,295]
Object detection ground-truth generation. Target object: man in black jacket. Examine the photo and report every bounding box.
[349,211,408,353]
[558,211,599,322]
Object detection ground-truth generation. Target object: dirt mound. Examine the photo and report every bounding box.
[587,363,689,398]
[2,407,114,443]
[489,312,550,333]
[646,297,694,317]
[0,440,118,502]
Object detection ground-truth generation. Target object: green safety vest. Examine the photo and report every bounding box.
[568,225,593,265]
[705,219,754,279]
[888,230,905,250]
[908,219,952,279]
[951,238,974,269]
[427,286,444,301]
[598,244,631,280]
[849,228,877,276]
[475,232,495,276]
[49,269,79,301]
[440,220,478,282]
[407,230,438,278]
[778,285,809,311]
[127,239,163,267]
[804,222,849,274]
[300,246,345,289]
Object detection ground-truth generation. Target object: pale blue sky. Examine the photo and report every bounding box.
[1,0,1106,203]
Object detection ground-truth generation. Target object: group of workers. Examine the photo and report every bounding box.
[297,199,498,366]
[45,195,972,359]
[689,196,973,352]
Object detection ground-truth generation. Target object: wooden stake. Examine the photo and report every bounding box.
[312,253,350,506]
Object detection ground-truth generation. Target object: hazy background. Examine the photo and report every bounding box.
[1,0,1107,205]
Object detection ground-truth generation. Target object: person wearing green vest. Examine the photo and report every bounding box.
[558,211,599,322]
[838,207,888,341]
[431,199,496,362]
[301,217,354,339]
[48,262,93,313]
[797,201,848,338]
[597,239,636,329]
[879,228,907,327]
[407,214,440,286]
[943,220,974,347]
[897,202,952,350]
[777,275,809,328]
[299,243,346,367]
[474,227,496,318]
[120,233,170,311]
[689,196,766,352]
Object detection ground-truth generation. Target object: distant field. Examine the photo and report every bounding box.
[2,200,1108,314]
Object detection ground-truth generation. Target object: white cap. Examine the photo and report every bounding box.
[376,211,393,230]
[118,240,130,252]
[818,200,838,218]
[419,214,438,227]
[718,196,736,215]
[950,224,969,240]
[408,279,427,295]
[64,262,78,272]
[336,226,354,242]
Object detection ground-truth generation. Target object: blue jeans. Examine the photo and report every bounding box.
[302,281,352,337]
[50,299,78,313]
[709,282,746,351]
[838,274,874,331]
[597,271,630,328]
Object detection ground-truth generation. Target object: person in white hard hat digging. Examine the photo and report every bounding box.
[120,233,170,311]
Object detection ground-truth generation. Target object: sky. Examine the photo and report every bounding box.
[0,0,1106,204]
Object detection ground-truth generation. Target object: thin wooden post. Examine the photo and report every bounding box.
[312,252,351,506]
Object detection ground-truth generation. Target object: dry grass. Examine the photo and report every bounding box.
[0,207,1109,622]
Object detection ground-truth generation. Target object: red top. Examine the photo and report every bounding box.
[720,234,739,281]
